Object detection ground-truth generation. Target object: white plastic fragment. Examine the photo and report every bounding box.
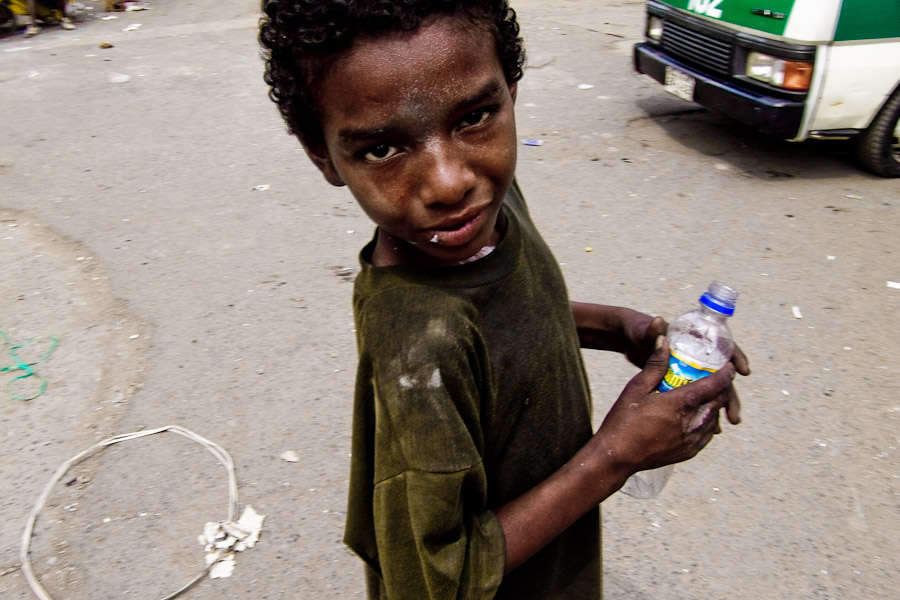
[887,281,900,290]
[199,505,266,579]
[252,184,270,191]
[577,83,595,90]
[280,450,299,462]
[108,72,131,84]
[826,255,836,260]
[782,390,790,396]
[123,23,142,32]
[792,306,803,319]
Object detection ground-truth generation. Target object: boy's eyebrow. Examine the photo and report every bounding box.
[336,79,506,147]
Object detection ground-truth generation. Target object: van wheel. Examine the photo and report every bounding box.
[858,88,900,177]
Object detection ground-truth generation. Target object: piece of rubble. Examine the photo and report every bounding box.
[198,505,266,579]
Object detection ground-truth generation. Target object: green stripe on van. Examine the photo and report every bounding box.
[835,0,900,41]
[655,0,796,35]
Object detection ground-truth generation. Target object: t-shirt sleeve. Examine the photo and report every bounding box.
[358,287,506,599]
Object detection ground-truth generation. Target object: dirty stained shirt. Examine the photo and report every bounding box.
[344,182,601,599]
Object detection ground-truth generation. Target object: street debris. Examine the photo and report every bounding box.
[1,331,59,401]
[109,72,131,84]
[99,42,114,49]
[280,450,300,462]
[887,281,900,290]
[577,83,595,90]
[20,425,260,600]
[522,138,543,146]
[792,306,803,319]
[252,184,271,191]
[199,505,266,579]
[123,23,142,32]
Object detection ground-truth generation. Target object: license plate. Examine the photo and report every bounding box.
[664,66,695,102]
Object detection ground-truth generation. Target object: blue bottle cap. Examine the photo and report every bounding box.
[700,292,735,315]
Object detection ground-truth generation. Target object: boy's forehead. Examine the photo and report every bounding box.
[309,14,512,145]
[322,15,502,104]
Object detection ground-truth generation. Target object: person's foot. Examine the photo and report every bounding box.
[61,17,76,30]
[23,24,41,37]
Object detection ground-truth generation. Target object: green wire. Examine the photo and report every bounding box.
[0,331,59,401]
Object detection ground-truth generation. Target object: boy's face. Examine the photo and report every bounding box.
[306,14,518,266]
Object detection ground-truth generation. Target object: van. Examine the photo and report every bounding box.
[633,0,900,176]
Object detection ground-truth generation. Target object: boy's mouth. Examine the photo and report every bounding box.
[426,207,489,247]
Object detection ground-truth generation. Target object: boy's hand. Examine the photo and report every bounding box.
[621,313,750,425]
[597,336,736,474]
[570,303,664,364]
[621,313,668,368]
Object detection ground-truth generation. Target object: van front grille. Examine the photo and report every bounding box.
[661,20,733,76]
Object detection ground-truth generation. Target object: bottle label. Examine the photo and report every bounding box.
[657,350,717,392]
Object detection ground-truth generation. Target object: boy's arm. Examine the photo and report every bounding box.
[570,302,666,366]
[494,336,734,573]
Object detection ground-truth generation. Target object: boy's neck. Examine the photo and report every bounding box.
[372,210,508,268]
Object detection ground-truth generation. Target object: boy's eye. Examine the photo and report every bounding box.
[363,144,400,162]
[460,109,491,127]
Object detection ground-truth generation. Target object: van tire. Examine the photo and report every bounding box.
[858,87,900,178]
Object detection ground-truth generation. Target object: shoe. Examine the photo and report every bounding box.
[23,24,41,37]
[61,17,76,30]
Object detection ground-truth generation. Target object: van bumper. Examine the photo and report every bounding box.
[634,43,805,140]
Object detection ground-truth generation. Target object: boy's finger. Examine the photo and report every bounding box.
[676,364,735,410]
[631,335,670,392]
[646,316,668,340]
[725,392,742,425]
[731,344,751,376]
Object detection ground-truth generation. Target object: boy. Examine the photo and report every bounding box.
[259,1,749,598]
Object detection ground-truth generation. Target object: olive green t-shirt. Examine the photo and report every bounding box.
[344,181,601,599]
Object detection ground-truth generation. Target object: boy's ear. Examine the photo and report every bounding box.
[508,80,518,104]
[304,145,346,187]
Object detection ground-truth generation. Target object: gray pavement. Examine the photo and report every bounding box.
[1,1,898,598]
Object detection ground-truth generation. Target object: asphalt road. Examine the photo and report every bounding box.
[1,1,898,599]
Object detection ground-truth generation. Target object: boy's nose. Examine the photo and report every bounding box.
[418,142,476,207]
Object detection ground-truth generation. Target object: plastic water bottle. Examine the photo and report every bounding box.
[620,281,738,499]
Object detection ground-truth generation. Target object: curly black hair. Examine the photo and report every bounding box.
[259,0,526,149]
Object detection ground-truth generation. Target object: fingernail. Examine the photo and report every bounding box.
[655,335,665,350]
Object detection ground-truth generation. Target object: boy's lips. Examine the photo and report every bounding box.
[426,207,489,247]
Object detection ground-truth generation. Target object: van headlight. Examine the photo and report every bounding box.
[746,52,813,90]
[647,16,663,41]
